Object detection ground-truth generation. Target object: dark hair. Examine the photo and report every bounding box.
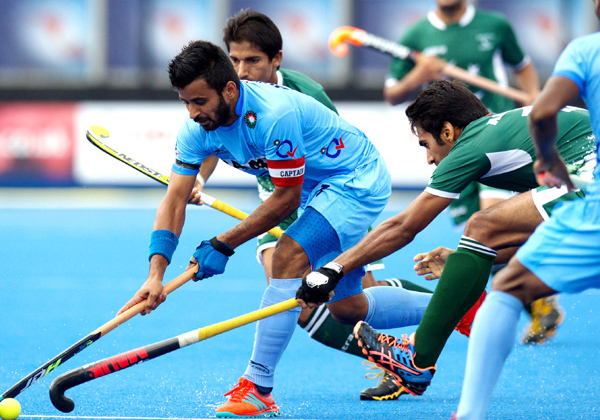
[168,40,240,91]
[223,8,283,61]
[405,80,489,144]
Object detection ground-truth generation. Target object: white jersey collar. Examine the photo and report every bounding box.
[276,70,283,85]
[428,4,476,30]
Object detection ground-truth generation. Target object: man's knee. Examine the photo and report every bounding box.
[271,234,310,278]
[491,257,551,305]
[464,208,501,244]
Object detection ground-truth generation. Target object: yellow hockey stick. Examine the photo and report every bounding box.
[86,125,284,238]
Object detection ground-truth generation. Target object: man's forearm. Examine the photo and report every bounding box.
[217,196,297,249]
[334,217,416,273]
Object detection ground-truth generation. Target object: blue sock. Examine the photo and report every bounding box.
[243,278,301,389]
[363,286,431,329]
[456,291,523,420]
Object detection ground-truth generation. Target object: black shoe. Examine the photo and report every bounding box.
[360,361,409,400]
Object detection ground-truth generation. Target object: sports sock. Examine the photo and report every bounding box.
[243,278,301,389]
[298,279,434,358]
[299,305,367,358]
[414,236,496,368]
[381,278,434,293]
[456,291,523,420]
[364,286,432,330]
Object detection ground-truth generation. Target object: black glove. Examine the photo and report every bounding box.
[296,262,344,304]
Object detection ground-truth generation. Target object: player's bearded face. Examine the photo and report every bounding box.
[195,94,232,132]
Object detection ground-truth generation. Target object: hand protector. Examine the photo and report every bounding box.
[296,262,344,304]
[192,237,234,281]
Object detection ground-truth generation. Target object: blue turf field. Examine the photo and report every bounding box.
[1,189,599,420]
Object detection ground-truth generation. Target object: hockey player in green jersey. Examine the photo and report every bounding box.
[381,0,562,353]
[301,80,595,396]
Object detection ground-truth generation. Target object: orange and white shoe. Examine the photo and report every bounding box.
[215,378,280,418]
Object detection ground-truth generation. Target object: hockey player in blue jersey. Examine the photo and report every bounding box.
[117,40,433,417]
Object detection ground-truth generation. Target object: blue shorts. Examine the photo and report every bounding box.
[285,157,391,302]
[517,183,600,293]
[285,206,366,303]
[302,156,391,250]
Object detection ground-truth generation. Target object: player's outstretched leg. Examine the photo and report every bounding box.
[216,378,280,418]
[353,321,436,396]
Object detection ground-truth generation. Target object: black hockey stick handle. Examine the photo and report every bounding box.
[49,298,299,412]
[0,269,195,401]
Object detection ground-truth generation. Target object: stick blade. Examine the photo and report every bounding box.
[87,125,110,142]
[49,370,79,413]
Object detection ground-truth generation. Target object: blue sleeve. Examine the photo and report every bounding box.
[553,39,587,94]
[172,119,210,175]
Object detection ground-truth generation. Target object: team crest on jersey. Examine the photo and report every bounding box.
[244,110,257,128]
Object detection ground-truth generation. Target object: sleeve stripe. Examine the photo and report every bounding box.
[172,162,199,176]
[424,186,460,199]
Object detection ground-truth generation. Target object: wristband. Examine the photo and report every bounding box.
[323,262,344,275]
[208,237,235,256]
[197,174,206,187]
[149,229,179,263]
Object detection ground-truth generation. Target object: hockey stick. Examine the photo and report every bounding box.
[329,26,532,104]
[86,125,284,238]
[0,269,196,402]
[49,298,299,412]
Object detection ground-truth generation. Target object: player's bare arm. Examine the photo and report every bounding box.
[513,62,541,105]
[529,76,581,189]
[217,183,302,249]
[384,55,447,105]
[335,192,453,273]
[118,171,196,315]
[189,155,220,205]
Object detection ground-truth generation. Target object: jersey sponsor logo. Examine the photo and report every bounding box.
[422,45,447,56]
[274,139,299,158]
[320,135,345,158]
[223,157,269,174]
[476,33,495,51]
[267,157,305,187]
[244,110,257,128]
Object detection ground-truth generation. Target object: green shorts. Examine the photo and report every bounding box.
[532,185,586,220]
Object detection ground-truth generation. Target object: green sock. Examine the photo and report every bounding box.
[413,237,496,368]
[381,278,434,293]
[298,305,367,359]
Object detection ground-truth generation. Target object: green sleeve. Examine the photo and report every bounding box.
[498,17,526,67]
